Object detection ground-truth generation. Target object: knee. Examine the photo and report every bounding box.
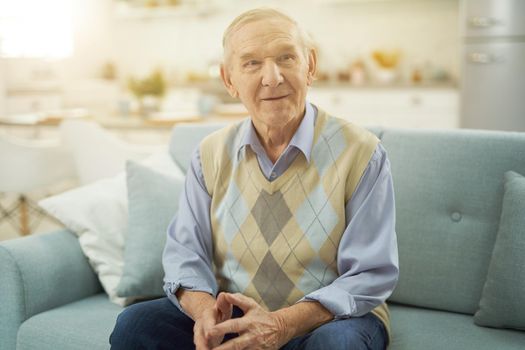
[304,317,386,350]
[306,324,365,350]
[110,303,150,349]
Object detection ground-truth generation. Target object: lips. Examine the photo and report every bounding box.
[261,94,289,101]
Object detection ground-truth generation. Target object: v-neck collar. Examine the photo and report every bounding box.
[243,107,328,194]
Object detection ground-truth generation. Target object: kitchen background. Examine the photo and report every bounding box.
[0,0,523,240]
[1,0,460,126]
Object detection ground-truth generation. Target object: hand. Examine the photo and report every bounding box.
[208,293,289,350]
[194,295,233,350]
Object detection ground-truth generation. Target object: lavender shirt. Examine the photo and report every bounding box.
[163,103,399,319]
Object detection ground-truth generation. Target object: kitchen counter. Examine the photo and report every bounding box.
[0,113,244,130]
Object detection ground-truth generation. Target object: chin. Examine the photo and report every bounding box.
[264,104,296,117]
[260,109,294,124]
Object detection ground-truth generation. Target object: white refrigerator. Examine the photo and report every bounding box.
[460,0,525,131]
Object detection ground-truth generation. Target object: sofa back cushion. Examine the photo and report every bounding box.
[382,129,525,314]
[474,171,525,330]
[169,120,384,172]
[169,123,228,172]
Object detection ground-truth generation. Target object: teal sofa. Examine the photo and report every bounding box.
[1,124,525,350]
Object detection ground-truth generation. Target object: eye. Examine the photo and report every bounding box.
[243,60,261,68]
[278,54,295,63]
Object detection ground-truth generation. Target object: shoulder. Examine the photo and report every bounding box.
[315,108,379,151]
[200,118,248,152]
[313,108,382,201]
[199,118,249,196]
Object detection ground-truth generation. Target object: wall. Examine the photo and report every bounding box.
[0,60,5,116]
[111,0,460,82]
[1,0,460,102]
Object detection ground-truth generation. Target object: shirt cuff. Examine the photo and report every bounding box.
[299,284,358,320]
[164,278,216,319]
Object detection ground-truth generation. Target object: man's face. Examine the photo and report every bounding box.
[221,19,316,130]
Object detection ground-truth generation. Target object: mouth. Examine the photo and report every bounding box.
[261,94,289,101]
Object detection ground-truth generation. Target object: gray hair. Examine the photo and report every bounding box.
[222,8,314,62]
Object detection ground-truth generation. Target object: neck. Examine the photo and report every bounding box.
[252,113,304,164]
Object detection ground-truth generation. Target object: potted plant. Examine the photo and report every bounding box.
[127,69,167,117]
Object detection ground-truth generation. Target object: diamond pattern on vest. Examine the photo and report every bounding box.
[311,119,347,179]
[216,182,250,245]
[296,182,339,253]
[297,256,339,294]
[222,251,252,292]
[251,189,292,246]
[252,251,295,310]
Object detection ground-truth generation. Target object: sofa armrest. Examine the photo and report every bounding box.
[0,229,102,350]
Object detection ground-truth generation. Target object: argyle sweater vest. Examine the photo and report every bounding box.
[200,108,390,334]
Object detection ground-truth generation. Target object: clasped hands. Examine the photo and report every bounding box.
[193,292,289,350]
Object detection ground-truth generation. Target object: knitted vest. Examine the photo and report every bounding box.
[200,108,389,334]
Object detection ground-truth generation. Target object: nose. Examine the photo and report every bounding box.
[261,61,284,87]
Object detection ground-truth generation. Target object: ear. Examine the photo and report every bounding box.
[306,49,317,86]
[220,63,239,98]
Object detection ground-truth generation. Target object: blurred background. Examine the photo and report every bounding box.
[0,0,524,239]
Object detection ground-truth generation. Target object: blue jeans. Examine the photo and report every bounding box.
[110,297,387,350]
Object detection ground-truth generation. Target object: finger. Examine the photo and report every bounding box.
[215,293,233,322]
[194,325,210,350]
[213,332,254,350]
[202,316,221,344]
[222,293,257,314]
[194,337,209,350]
[209,318,248,339]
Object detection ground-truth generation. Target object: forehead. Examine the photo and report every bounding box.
[227,19,302,58]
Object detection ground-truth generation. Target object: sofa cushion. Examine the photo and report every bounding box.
[474,171,525,330]
[39,171,129,306]
[169,123,227,172]
[116,160,184,301]
[39,151,184,306]
[389,303,525,350]
[168,120,384,172]
[0,230,101,350]
[382,129,525,314]
[17,294,122,350]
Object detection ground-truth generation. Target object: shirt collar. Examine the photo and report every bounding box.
[237,102,316,163]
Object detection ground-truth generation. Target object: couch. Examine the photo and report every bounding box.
[1,123,524,350]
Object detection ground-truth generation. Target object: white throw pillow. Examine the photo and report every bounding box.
[39,151,185,306]
[59,120,162,185]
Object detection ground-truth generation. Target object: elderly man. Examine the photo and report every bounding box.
[110,7,398,350]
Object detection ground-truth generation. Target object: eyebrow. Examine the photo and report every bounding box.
[239,53,257,62]
[238,44,298,62]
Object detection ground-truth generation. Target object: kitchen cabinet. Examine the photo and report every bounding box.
[307,86,459,129]
[5,92,63,116]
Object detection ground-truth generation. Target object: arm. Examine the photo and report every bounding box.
[177,290,217,320]
[162,147,218,313]
[177,289,230,350]
[163,147,234,349]
[272,300,332,341]
[302,143,399,318]
[0,229,102,350]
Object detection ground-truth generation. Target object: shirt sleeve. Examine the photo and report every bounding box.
[301,143,399,319]
[162,147,217,313]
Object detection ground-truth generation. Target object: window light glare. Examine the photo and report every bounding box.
[0,0,73,58]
